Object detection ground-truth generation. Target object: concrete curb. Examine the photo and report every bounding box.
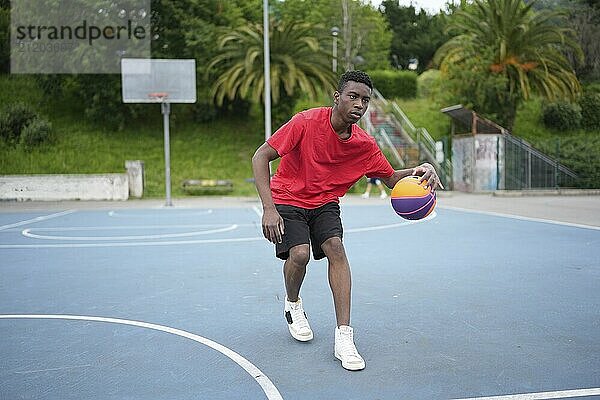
[492,189,600,197]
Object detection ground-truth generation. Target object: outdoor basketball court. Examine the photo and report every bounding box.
[1,197,599,399]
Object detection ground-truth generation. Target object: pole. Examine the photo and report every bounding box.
[331,26,339,73]
[162,102,172,207]
[263,0,271,143]
[333,36,337,73]
[555,138,560,189]
[263,0,272,174]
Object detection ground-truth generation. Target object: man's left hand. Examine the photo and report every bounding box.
[412,163,444,191]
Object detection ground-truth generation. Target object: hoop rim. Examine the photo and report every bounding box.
[147,92,170,102]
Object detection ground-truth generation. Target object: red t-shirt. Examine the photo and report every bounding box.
[267,107,394,209]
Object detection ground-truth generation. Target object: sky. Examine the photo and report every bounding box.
[368,0,454,14]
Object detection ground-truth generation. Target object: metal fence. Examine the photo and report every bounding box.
[366,91,579,191]
[502,134,578,189]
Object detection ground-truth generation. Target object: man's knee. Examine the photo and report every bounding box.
[288,245,310,267]
[321,237,347,261]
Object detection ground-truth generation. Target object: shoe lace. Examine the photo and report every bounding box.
[290,303,309,329]
[338,330,360,357]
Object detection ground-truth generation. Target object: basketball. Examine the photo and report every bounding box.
[390,176,436,220]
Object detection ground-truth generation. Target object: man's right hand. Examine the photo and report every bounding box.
[262,207,285,244]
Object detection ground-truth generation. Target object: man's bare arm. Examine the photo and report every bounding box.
[251,143,285,243]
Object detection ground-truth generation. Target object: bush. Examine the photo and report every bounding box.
[20,118,52,149]
[541,101,582,131]
[0,102,38,143]
[579,92,600,130]
[368,70,417,99]
[417,69,441,100]
[583,82,600,94]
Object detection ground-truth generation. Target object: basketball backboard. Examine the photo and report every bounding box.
[121,58,196,103]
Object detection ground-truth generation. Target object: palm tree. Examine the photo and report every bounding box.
[434,0,583,129]
[208,20,336,124]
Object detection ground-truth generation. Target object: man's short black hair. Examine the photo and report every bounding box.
[337,70,373,92]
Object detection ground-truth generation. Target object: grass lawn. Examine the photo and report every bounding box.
[0,75,267,198]
[0,115,265,198]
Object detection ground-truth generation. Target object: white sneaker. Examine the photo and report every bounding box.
[380,192,388,199]
[284,297,313,342]
[361,193,369,199]
[334,325,365,370]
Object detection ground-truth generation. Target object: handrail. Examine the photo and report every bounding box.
[369,88,453,188]
[503,133,577,178]
[379,128,405,168]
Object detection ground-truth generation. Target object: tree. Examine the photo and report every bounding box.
[273,0,392,72]
[208,20,337,126]
[0,1,8,73]
[434,0,582,129]
[529,0,600,81]
[62,0,263,127]
[379,0,448,71]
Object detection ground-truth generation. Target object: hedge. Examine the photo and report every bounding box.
[368,70,417,99]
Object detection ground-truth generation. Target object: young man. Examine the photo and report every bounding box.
[252,70,441,371]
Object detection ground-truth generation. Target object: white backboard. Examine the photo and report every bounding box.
[121,58,197,103]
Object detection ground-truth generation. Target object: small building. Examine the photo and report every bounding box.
[442,105,577,192]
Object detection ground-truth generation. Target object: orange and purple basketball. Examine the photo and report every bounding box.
[390,176,436,220]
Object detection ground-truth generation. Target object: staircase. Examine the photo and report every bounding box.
[362,88,452,187]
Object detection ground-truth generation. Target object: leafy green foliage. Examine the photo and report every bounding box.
[379,0,448,71]
[0,3,9,73]
[274,0,392,71]
[208,19,336,127]
[20,118,53,149]
[541,101,582,131]
[434,0,583,130]
[579,92,600,130]
[416,69,442,100]
[0,103,38,143]
[369,70,417,99]
[0,101,53,148]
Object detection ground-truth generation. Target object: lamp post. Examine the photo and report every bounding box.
[263,0,271,142]
[331,26,340,73]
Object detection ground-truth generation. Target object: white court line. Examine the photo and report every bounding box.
[451,387,600,400]
[0,236,264,249]
[108,209,213,218]
[0,210,76,232]
[22,224,238,241]
[439,205,600,231]
[0,314,283,400]
[25,224,256,231]
[0,218,434,249]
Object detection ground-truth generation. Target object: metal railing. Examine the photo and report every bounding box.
[367,90,577,191]
[502,134,577,189]
[369,89,452,187]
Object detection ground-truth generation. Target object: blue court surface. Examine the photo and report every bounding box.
[1,202,599,400]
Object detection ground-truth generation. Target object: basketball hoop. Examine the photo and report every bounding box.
[148,92,169,102]
[121,58,197,207]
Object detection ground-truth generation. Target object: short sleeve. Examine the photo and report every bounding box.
[267,112,306,157]
[365,143,394,178]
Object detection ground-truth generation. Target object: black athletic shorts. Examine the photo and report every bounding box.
[274,202,343,261]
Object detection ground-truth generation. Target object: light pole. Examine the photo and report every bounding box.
[331,26,340,73]
[263,0,271,143]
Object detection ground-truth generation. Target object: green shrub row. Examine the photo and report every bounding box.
[0,103,52,149]
[368,70,417,99]
[541,91,600,131]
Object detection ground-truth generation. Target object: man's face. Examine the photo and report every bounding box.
[333,80,371,124]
